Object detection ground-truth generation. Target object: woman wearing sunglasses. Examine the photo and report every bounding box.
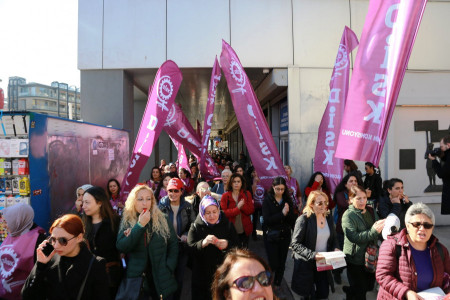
[212,248,277,300]
[376,203,450,299]
[82,186,122,299]
[116,183,178,300]
[341,185,385,300]
[291,191,339,300]
[188,195,238,300]
[22,214,110,299]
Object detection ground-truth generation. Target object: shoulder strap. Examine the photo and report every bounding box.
[77,256,95,300]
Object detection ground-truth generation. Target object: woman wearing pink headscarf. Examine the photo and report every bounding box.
[0,203,46,299]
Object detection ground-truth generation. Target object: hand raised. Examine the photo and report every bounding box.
[138,209,151,227]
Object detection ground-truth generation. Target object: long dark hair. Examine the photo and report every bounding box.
[306,171,329,191]
[334,172,363,197]
[83,186,117,235]
[155,174,173,200]
[268,176,293,206]
[150,166,162,181]
[106,178,121,199]
[226,173,246,192]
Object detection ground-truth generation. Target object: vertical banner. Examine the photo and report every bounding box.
[170,136,190,171]
[314,26,359,194]
[335,0,427,165]
[196,120,202,142]
[200,57,222,180]
[120,60,182,201]
[164,104,220,178]
[220,40,285,190]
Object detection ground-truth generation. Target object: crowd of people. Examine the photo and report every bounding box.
[0,146,450,300]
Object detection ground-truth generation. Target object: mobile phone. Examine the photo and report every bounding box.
[42,242,54,257]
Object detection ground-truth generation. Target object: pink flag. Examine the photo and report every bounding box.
[170,136,190,171]
[164,104,220,178]
[314,26,359,194]
[200,57,222,180]
[335,0,427,166]
[220,40,285,189]
[196,120,202,142]
[120,60,182,201]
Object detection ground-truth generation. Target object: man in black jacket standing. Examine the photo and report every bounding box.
[429,135,450,215]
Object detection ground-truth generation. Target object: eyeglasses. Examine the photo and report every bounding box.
[315,201,327,206]
[231,271,273,292]
[408,222,434,229]
[168,189,180,193]
[49,236,76,246]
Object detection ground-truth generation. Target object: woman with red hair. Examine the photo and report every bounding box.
[22,214,110,299]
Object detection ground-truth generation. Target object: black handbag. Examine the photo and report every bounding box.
[266,229,283,242]
[115,274,145,300]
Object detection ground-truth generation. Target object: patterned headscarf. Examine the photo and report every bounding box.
[3,203,34,237]
[199,195,221,226]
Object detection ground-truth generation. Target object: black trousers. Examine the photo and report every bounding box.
[264,236,290,286]
[345,262,375,300]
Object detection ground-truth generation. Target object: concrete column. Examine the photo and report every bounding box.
[287,66,315,190]
[80,70,134,139]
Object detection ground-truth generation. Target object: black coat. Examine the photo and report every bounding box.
[22,243,110,300]
[261,193,297,235]
[290,213,338,295]
[187,212,238,293]
[378,196,412,229]
[363,172,382,203]
[85,216,122,289]
[433,149,450,214]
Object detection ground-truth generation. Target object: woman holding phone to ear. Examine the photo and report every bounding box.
[21,214,110,300]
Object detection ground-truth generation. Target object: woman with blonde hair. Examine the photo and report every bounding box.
[116,184,178,300]
[291,191,339,300]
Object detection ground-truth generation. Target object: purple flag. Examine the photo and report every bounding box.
[200,57,222,180]
[170,136,190,172]
[164,104,220,178]
[335,0,427,165]
[120,60,182,201]
[314,27,359,194]
[220,40,285,190]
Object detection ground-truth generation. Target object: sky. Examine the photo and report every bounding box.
[0,0,79,95]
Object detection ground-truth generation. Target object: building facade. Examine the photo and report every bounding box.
[7,76,81,119]
[78,0,450,224]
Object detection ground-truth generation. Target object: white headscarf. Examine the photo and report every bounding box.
[2,203,35,237]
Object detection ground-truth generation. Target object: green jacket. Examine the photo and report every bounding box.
[341,205,379,265]
[116,216,178,298]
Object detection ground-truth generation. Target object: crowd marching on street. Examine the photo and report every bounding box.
[0,135,449,300]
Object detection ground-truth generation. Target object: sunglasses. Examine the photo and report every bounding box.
[408,222,434,229]
[168,189,180,193]
[49,235,76,246]
[231,271,273,292]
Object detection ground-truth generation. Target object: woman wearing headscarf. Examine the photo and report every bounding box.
[72,184,93,214]
[187,195,239,300]
[0,204,46,299]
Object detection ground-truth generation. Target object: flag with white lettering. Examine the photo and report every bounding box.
[164,103,220,178]
[220,40,285,189]
[314,26,359,194]
[120,60,182,201]
[335,0,427,166]
[200,57,222,180]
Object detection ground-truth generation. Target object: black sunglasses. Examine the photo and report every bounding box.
[168,189,180,193]
[231,271,273,292]
[408,222,434,229]
[49,236,76,246]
